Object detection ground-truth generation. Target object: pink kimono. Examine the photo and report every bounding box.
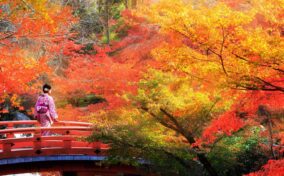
[34,93,58,136]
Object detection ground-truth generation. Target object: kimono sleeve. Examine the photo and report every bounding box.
[34,97,39,118]
[48,96,58,119]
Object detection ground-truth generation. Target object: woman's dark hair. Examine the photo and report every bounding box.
[42,84,52,93]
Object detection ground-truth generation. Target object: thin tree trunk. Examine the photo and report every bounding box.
[132,0,137,8]
[124,0,128,8]
[159,108,219,176]
[258,105,276,159]
[267,113,276,159]
[105,0,110,44]
[184,131,219,176]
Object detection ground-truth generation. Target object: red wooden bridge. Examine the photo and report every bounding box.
[0,120,144,175]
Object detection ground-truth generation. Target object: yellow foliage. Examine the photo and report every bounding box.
[140,0,284,94]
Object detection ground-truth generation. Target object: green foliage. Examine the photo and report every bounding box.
[87,104,206,175]
[208,127,268,176]
[80,43,98,54]
[101,31,119,43]
[133,69,224,137]
[68,0,127,43]
[86,69,230,175]
[111,3,126,20]
[67,93,106,107]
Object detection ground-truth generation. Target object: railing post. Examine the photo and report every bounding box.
[3,141,12,153]
[33,128,42,155]
[0,121,101,159]
[93,142,102,154]
[35,121,41,127]
[63,138,72,149]
[6,123,14,138]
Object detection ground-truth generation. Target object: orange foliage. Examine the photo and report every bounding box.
[247,159,284,176]
[55,11,163,110]
[112,10,162,67]
[202,110,245,143]
[0,46,49,96]
[0,1,76,100]
[57,47,141,109]
[57,104,86,121]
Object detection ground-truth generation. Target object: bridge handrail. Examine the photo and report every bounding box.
[0,120,92,127]
[0,126,93,135]
[0,120,106,160]
[0,135,109,148]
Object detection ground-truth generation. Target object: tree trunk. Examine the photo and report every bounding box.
[258,106,276,159]
[197,153,219,176]
[104,0,110,44]
[159,108,219,176]
[267,113,276,159]
[184,132,219,176]
[124,0,128,8]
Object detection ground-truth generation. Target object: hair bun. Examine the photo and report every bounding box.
[44,88,50,91]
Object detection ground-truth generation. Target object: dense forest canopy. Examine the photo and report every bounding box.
[0,0,283,175]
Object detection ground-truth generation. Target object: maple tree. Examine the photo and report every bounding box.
[247,159,284,176]
[0,0,76,112]
[0,0,283,175]
[88,0,284,175]
[131,0,283,174]
[53,9,164,120]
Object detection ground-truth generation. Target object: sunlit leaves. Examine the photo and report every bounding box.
[0,0,76,109]
[136,70,213,114]
[0,47,49,97]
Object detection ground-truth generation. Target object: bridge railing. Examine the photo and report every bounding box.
[0,120,93,127]
[0,121,108,160]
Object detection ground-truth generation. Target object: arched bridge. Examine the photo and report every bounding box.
[0,121,143,175]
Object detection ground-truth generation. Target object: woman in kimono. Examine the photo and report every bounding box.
[34,84,58,136]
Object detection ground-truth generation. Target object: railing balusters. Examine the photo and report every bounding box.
[6,124,14,138]
[63,138,72,149]
[33,130,42,155]
[3,141,12,153]
[0,121,107,159]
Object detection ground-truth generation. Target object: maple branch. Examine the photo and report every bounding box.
[139,106,218,175]
[218,25,228,76]
[169,26,228,76]
[15,33,75,39]
[140,107,179,133]
[169,27,190,39]
[99,133,196,169]
[190,54,217,63]
[142,107,196,145]
[258,106,276,159]
[192,99,219,133]
[158,108,219,176]
[238,86,279,92]
[206,127,247,150]
[234,75,284,92]
[162,149,196,168]
[237,86,284,92]
[255,77,284,93]
[206,47,228,76]
[20,0,35,14]
[220,25,225,56]
[233,53,284,73]
[180,69,212,83]
[160,108,195,143]
[0,32,14,41]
